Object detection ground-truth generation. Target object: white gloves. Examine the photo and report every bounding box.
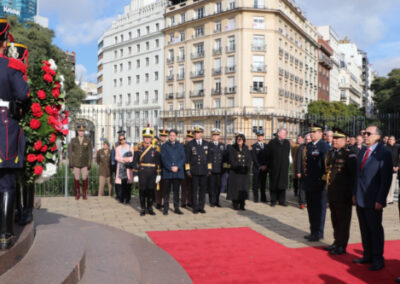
[156,175,161,184]
[133,176,139,183]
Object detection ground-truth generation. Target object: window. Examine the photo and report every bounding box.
[135,93,139,103]
[120,49,123,57]
[195,25,204,37]
[227,120,234,133]
[155,55,159,64]
[146,26,150,34]
[229,0,235,10]
[194,100,204,109]
[120,35,124,42]
[215,58,221,69]
[119,78,123,87]
[156,23,159,31]
[128,61,131,70]
[114,50,117,58]
[253,35,265,48]
[127,93,131,104]
[195,43,204,56]
[144,110,149,118]
[214,99,221,108]
[113,79,117,87]
[170,16,175,26]
[216,2,222,13]
[196,7,205,19]
[215,21,221,33]
[146,57,149,66]
[194,61,204,74]
[228,36,235,51]
[253,77,264,90]
[128,32,132,39]
[194,81,204,95]
[146,41,149,50]
[145,73,149,82]
[179,65,185,77]
[154,110,158,118]
[215,38,221,51]
[228,55,235,67]
[119,63,123,72]
[155,72,159,80]
[136,75,140,84]
[128,76,131,85]
[252,55,264,67]
[154,90,159,102]
[253,16,265,29]
[226,18,235,30]
[137,29,141,37]
[114,36,118,44]
[119,94,122,104]
[227,97,234,107]
[254,0,265,8]
[113,95,116,104]
[215,120,221,129]
[179,102,184,110]
[136,59,140,68]
[228,76,235,88]
[215,78,221,90]
[180,31,185,41]
[168,103,173,111]
[113,65,117,73]
[180,13,185,23]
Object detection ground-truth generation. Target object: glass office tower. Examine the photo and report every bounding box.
[0,0,37,22]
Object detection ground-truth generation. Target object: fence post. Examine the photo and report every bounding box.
[64,135,69,197]
[271,113,274,139]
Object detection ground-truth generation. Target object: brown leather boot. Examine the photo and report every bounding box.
[82,179,88,200]
[75,180,80,200]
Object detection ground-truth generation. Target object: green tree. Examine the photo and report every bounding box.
[8,16,85,110]
[371,69,400,113]
[307,100,363,117]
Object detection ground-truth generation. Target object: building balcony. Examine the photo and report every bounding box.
[190,70,204,78]
[166,74,174,81]
[190,90,204,98]
[279,68,284,76]
[226,45,236,53]
[253,3,265,8]
[167,57,174,64]
[251,64,267,73]
[225,65,236,74]
[279,88,284,96]
[225,86,236,94]
[252,44,266,52]
[213,48,222,56]
[212,68,222,75]
[250,86,268,94]
[319,53,333,69]
[214,28,221,34]
[177,73,185,80]
[166,93,174,100]
[177,55,185,62]
[211,88,222,96]
[191,51,204,59]
[279,47,284,56]
[176,92,185,99]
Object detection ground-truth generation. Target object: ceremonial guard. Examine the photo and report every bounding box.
[251,130,268,203]
[0,18,30,249]
[155,129,168,209]
[208,128,226,207]
[185,125,211,214]
[227,132,252,210]
[68,125,92,200]
[132,127,161,216]
[303,124,330,241]
[181,130,194,208]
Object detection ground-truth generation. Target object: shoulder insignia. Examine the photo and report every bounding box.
[134,145,139,152]
[156,146,161,152]
[8,58,27,75]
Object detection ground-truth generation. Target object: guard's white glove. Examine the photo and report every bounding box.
[133,176,139,183]
[156,175,161,184]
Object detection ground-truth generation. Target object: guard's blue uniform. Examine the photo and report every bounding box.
[0,54,30,192]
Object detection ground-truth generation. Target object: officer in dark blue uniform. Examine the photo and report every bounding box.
[251,130,268,203]
[185,125,211,214]
[208,128,227,207]
[0,18,30,250]
[302,123,330,242]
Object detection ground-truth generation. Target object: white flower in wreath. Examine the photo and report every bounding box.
[48,59,58,71]
[59,75,65,89]
[35,163,57,184]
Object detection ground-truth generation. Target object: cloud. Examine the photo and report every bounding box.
[296,0,399,48]
[75,64,98,83]
[372,56,400,77]
[39,0,128,47]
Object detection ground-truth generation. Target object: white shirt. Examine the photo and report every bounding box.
[363,142,378,159]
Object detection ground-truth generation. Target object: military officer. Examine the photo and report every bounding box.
[185,125,211,214]
[181,130,194,208]
[132,127,161,216]
[155,129,168,209]
[68,125,93,200]
[251,130,268,203]
[0,18,30,250]
[208,128,226,207]
[323,127,357,255]
[303,123,330,242]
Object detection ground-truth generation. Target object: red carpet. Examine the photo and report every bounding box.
[148,227,400,284]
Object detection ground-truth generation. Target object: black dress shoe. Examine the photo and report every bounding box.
[396,277,400,283]
[187,204,192,208]
[174,209,183,215]
[330,247,346,255]
[193,210,199,214]
[307,235,320,242]
[148,209,156,216]
[304,234,312,240]
[140,209,146,216]
[270,202,276,207]
[353,258,372,264]
[369,262,384,271]
[210,204,215,207]
[163,210,168,215]
[199,209,206,214]
[156,204,162,209]
[216,204,222,208]
[181,204,186,208]
[323,244,336,251]
[279,203,288,207]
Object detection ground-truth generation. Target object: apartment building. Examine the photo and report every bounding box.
[317,37,333,101]
[97,0,167,143]
[162,0,319,139]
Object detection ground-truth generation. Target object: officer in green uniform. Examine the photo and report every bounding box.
[68,125,93,200]
[323,127,357,255]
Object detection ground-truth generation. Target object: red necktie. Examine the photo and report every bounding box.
[360,148,371,170]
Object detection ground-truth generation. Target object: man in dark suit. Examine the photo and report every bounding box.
[353,125,393,271]
[303,124,330,242]
[351,135,366,157]
[251,130,268,203]
[185,125,211,214]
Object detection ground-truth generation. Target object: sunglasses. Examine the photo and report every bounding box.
[119,138,126,141]
[363,132,373,137]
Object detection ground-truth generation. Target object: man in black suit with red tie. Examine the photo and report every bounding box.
[353,125,393,271]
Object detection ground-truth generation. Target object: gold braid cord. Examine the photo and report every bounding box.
[303,145,307,176]
[325,150,333,186]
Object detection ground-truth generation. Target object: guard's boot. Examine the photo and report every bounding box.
[0,191,16,250]
[82,179,88,200]
[75,180,80,200]
[15,183,22,224]
[147,196,155,215]
[139,193,146,216]
[19,184,34,226]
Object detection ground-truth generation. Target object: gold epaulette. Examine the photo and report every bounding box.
[134,145,139,152]
[156,146,161,152]
[185,163,190,171]
[208,163,212,170]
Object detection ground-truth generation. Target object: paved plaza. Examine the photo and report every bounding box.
[39,193,400,249]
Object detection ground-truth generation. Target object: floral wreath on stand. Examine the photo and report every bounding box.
[20,59,69,184]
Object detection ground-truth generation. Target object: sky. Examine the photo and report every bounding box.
[38,0,400,82]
